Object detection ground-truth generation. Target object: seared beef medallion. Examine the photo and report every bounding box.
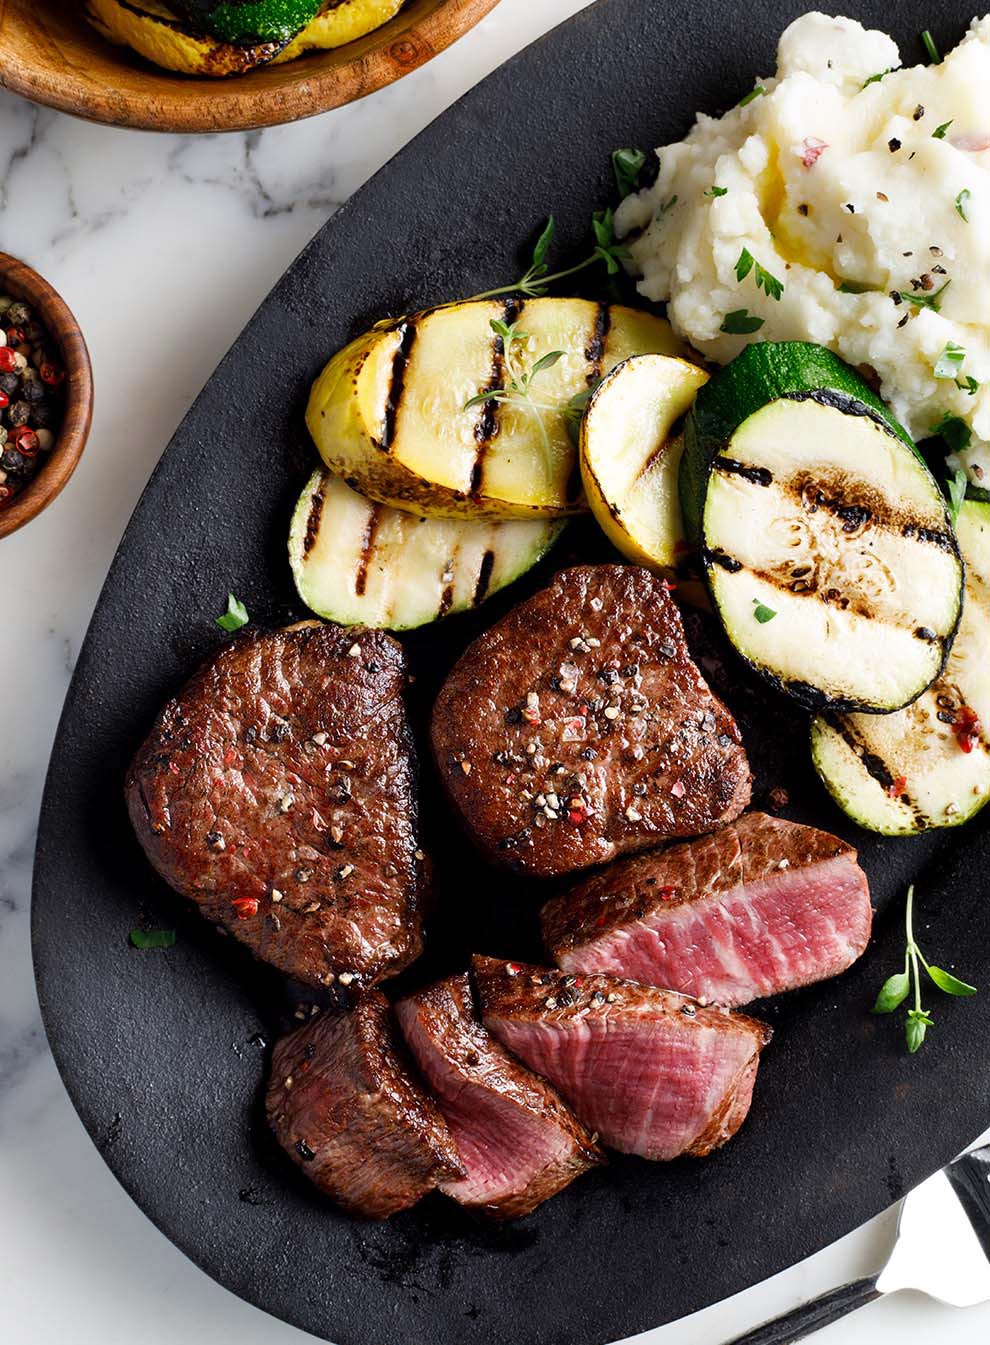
[267,991,464,1219]
[126,623,425,989]
[397,974,603,1218]
[431,565,751,878]
[474,957,771,1161]
[543,812,873,1007]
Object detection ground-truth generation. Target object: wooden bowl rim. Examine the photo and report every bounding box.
[0,252,94,541]
[0,0,503,134]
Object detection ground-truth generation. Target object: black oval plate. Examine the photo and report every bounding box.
[33,3,989,1343]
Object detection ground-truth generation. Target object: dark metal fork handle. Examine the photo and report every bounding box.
[724,1277,881,1345]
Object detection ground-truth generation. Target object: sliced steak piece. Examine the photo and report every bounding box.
[125,623,425,990]
[431,565,751,878]
[543,812,873,1007]
[473,957,770,1161]
[396,974,603,1219]
[266,991,463,1219]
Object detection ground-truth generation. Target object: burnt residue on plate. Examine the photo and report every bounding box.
[31,2,990,1343]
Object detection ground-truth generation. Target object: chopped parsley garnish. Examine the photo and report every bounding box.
[862,68,893,88]
[720,309,764,335]
[930,412,972,456]
[920,29,942,64]
[216,594,249,632]
[735,248,783,301]
[705,186,728,198]
[931,120,953,140]
[894,278,951,312]
[934,341,966,380]
[955,188,971,222]
[873,884,976,1054]
[838,280,872,294]
[947,468,969,524]
[957,375,980,396]
[130,928,177,950]
[752,600,777,624]
[658,195,679,218]
[612,147,647,200]
[738,85,765,107]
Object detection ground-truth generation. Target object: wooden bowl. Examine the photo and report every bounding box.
[0,253,93,541]
[0,0,503,133]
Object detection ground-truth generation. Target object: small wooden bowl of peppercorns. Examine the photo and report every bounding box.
[0,252,93,540]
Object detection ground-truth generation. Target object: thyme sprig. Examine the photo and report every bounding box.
[873,884,977,1052]
[470,211,630,302]
[464,319,566,476]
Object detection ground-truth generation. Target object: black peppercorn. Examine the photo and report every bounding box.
[29,402,53,428]
[21,378,44,403]
[0,372,18,396]
[2,448,26,474]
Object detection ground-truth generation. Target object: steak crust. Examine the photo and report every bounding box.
[125,624,425,988]
[267,992,464,1219]
[397,974,603,1219]
[431,566,751,878]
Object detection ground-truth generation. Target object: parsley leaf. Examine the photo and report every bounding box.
[216,594,249,632]
[735,248,755,283]
[862,68,893,88]
[720,309,764,335]
[930,412,972,456]
[738,85,765,107]
[947,468,968,525]
[753,600,777,624]
[130,928,177,950]
[705,186,728,198]
[613,147,647,200]
[735,248,783,301]
[955,188,971,222]
[838,280,872,294]
[934,341,966,379]
[957,375,980,395]
[932,120,953,139]
[921,29,942,63]
[894,278,951,312]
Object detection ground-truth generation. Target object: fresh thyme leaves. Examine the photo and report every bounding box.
[894,278,951,312]
[934,341,966,380]
[921,29,942,64]
[872,884,977,1053]
[930,411,972,456]
[216,594,249,632]
[563,382,601,446]
[705,186,728,198]
[947,467,969,524]
[613,147,647,200]
[931,120,953,140]
[955,188,971,222]
[738,85,765,107]
[752,600,777,624]
[464,320,566,473]
[720,309,764,335]
[862,68,892,88]
[130,928,177,950]
[735,248,783,301]
[471,210,630,301]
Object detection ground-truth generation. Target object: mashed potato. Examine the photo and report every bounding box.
[617,13,990,488]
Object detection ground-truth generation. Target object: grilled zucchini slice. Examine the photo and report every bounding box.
[306,299,683,520]
[682,343,964,713]
[811,498,990,834]
[289,469,565,630]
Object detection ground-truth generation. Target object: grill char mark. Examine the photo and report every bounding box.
[824,713,929,828]
[302,481,326,557]
[470,298,524,496]
[380,322,417,452]
[473,549,496,607]
[353,504,384,597]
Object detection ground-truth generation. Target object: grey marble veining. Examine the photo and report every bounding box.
[0,1,987,1341]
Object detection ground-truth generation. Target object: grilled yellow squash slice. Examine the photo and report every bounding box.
[274,0,404,61]
[306,299,683,520]
[579,353,708,573]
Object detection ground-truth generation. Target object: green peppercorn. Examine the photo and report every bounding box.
[8,400,31,427]
[6,301,31,327]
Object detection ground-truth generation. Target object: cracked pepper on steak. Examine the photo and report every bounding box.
[431,565,752,877]
[125,623,425,989]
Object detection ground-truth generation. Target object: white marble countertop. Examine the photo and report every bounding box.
[1,1,988,1342]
